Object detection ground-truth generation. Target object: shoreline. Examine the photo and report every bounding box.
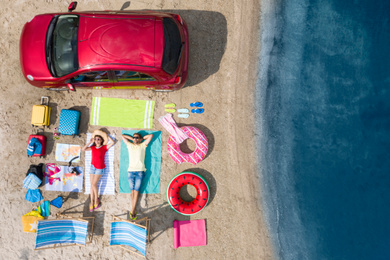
[0,0,274,259]
[231,0,274,258]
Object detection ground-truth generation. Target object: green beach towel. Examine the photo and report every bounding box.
[91,97,155,129]
[119,130,162,194]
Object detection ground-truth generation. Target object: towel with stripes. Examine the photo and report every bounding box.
[84,133,115,195]
[90,97,154,129]
[23,173,42,189]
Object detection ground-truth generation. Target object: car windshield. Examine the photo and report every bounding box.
[46,15,79,77]
[162,18,183,75]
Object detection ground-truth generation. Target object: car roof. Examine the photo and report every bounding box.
[77,13,164,69]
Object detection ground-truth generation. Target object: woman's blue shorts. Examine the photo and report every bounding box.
[90,165,105,175]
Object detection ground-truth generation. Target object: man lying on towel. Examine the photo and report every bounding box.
[121,133,153,220]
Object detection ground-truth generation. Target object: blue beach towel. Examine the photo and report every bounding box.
[37,200,50,217]
[119,130,161,194]
[27,138,42,156]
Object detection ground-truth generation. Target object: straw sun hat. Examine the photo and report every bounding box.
[92,129,109,145]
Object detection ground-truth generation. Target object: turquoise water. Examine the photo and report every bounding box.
[256,0,390,259]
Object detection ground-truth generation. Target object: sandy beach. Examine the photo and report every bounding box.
[0,0,273,259]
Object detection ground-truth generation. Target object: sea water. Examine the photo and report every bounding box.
[256,0,390,259]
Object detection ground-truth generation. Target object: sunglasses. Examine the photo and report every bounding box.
[134,137,140,139]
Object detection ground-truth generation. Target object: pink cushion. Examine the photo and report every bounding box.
[173,219,207,248]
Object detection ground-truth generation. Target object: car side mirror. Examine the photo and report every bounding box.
[68,1,77,12]
[67,83,75,91]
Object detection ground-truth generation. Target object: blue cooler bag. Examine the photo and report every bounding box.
[58,109,80,136]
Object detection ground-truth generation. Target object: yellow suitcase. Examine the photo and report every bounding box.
[31,96,51,127]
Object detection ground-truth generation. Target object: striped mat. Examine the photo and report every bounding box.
[84,133,115,195]
[110,221,147,256]
[35,219,88,249]
[90,97,154,129]
[23,173,42,189]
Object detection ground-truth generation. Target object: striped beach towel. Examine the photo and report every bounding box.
[158,113,188,144]
[84,133,115,195]
[23,173,42,189]
[90,97,154,129]
[110,221,147,256]
[35,219,88,249]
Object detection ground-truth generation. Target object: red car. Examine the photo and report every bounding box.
[20,2,188,91]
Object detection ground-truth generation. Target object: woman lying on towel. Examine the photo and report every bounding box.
[122,132,153,220]
[82,130,115,212]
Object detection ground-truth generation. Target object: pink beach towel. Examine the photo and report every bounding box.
[173,219,207,248]
[158,113,188,144]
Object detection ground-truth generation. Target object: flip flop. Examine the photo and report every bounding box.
[165,103,176,108]
[89,205,94,212]
[191,108,204,114]
[178,113,189,118]
[165,108,176,113]
[129,211,137,221]
[93,198,101,210]
[177,108,189,113]
[190,102,203,107]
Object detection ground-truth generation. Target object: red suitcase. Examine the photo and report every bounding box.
[27,129,47,158]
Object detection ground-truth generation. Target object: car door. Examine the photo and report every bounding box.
[69,70,114,89]
[113,70,158,90]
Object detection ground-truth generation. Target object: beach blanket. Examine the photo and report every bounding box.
[119,130,161,194]
[90,97,154,129]
[173,219,207,248]
[84,133,115,195]
[44,165,84,192]
[55,143,81,162]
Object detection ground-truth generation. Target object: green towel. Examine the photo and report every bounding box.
[90,97,155,129]
[119,130,162,194]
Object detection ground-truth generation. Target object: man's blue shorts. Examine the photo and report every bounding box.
[90,165,105,175]
[128,171,145,191]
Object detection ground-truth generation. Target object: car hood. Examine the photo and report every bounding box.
[19,14,54,79]
[78,16,163,68]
